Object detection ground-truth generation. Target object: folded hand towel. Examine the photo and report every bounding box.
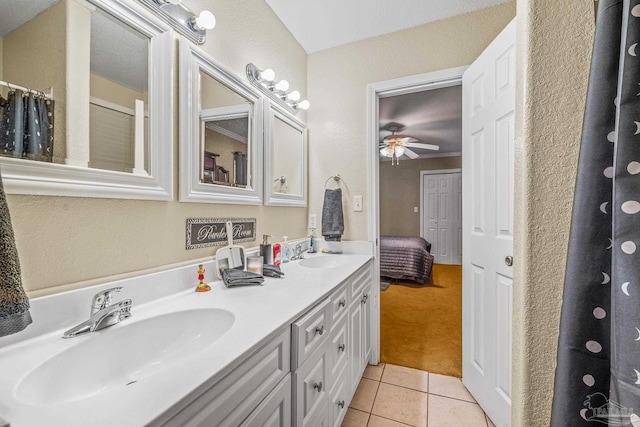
[263,264,284,278]
[0,171,31,337]
[221,268,265,287]
[322,188,344,242]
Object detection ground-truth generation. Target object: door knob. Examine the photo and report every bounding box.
[505,256,513,267]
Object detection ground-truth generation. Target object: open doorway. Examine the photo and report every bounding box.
[367,67,467,378]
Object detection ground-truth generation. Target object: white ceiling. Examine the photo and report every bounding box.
[265,0,511,53]
[379,85,462,158]
[0,0,60,37]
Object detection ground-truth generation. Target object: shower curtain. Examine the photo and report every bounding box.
[0,89,54,162]
[551,0,640,425]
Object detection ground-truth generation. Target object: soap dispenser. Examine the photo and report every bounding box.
[260,235,274,264]
[282,236,290,263]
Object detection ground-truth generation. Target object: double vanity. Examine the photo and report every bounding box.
[0,248,374,426]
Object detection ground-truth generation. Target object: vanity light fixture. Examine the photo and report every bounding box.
[140,0,215,44]
[246,63,310,115]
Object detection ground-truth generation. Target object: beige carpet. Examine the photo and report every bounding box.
[380,264,462,378]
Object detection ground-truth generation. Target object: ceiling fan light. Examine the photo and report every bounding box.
[380,147,393,157]
[394,146,405,157]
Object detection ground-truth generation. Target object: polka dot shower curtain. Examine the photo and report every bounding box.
[551,0,640,425]
[0,89,54,162]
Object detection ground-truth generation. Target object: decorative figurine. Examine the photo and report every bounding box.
[195,264,211,292]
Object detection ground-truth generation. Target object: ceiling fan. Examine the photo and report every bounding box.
[379,124,439,165]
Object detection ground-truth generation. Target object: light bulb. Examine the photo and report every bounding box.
[394,146,405,157]
[259,68,275,82]
[297,100,310,110]
[193,10,216,30]
[274,80,289,92]
[287,90,301,102]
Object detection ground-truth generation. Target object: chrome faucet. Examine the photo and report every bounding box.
[63,287,132,338]
[290,243,305,261]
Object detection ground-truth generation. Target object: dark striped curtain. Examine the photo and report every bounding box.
[552,0,640,425]
[0,89,54,162]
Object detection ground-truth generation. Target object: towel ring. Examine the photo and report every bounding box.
[325,174,343,189]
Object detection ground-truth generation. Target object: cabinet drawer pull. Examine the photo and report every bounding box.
[338,343,346,352]
[315,325,325,335]
[339,298,346,307]
[314,382,323,392]
[337,400,345,408]
[361,294,368,304]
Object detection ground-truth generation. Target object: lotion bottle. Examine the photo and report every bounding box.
[282,236,290,263]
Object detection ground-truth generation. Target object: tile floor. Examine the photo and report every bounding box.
[342,363,495,427]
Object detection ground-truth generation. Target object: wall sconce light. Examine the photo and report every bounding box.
[246,63,310,115]
[139,0,215,44]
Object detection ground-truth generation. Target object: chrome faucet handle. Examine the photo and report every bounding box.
[91,287,123,315]
[295,243,303,255]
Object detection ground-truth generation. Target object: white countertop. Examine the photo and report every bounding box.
[0,249,373,427]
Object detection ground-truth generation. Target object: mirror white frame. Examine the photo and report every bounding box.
[264,99,308,207]
[0,0,174,201]
[179,39,263,204]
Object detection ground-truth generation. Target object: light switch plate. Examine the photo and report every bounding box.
[353,196,363,212]
[308,214,317,229]
[414,206,419,213]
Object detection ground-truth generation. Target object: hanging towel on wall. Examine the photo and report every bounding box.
[0,169,31,337]
[322,188,344,241]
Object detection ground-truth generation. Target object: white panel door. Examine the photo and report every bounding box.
[422,172,461,265]
[462,19,515,427]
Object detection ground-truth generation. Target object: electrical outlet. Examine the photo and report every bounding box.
[308,214,317,229]
[353,196,363,212]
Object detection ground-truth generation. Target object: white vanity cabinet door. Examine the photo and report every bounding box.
[241,374,292,427]
[329,312,348,386]
[294,341,330,427]
[292,299,331,369]
[328,363,349,427]
[348,296,363,394]
[156,328,290,427]
[329,283,349,324]
[362,283,372,363]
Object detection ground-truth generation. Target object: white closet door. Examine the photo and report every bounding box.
[421,171,461,265]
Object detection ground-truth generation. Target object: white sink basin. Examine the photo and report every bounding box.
[298,256,348,269]
[16,308,234,405]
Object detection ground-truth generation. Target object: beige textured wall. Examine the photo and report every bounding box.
[379,156,461,236]
[307,2,516,241]
[3,1,66,161]
[90,74,147,109]
[512,1,594,425]
[8,0,308,296]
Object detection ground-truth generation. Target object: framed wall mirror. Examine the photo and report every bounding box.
[264,100,307,206]
[179,39,263,204]
[0,0,173,200]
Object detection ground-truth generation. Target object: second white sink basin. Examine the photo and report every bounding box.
[298,256,348,269]
[16,308,234,405]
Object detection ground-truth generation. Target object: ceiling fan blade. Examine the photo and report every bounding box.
[405,142,440,151]
[403,148,419,159]
[398,137,418,144]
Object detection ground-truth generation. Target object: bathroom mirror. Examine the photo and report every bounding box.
[179,39,263,204]
[264,100,307,206]
[0,0,173,200]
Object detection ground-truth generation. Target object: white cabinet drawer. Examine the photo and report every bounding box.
[328,313,348,385]
[349,262,372,301]
[292,299,331,368]
[241,374,291,427]
[294,343,329,427]
[329,283,348,325]
[328,363,349,427]
[158,328,290,427]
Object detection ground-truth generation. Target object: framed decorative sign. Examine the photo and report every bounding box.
[186,218,256,250]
